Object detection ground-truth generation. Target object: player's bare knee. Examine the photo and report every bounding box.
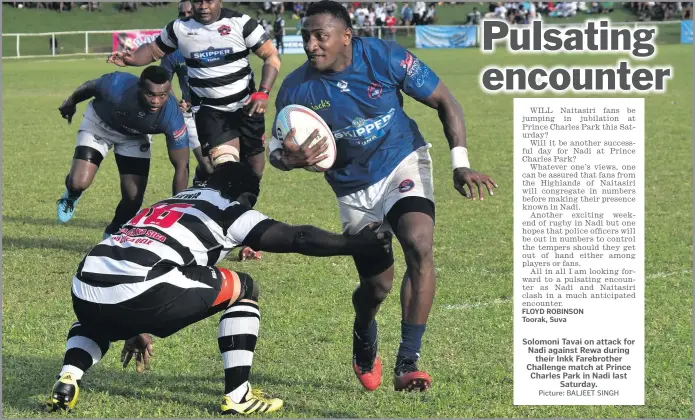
[401,229,434,267]
[371,276,394,303]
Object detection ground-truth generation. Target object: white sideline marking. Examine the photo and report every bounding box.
[443,270,692,310]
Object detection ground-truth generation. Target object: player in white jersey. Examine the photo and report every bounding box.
[47,161,393,416]
[107,0,282,185]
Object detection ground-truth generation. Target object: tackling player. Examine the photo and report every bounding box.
[48,160,393,415]
[107,0,281,184]
[56,66,190,240]
[268,0,498,392]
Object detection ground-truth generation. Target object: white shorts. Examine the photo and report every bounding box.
[76,102,152,159]
[184,111,200,150]
[337,144,435,235]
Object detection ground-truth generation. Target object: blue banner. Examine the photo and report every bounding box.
[274,34,305,54]
[681,20,693,44]
[415,25,477,49]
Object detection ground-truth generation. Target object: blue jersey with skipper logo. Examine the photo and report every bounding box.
[273,37,440,197]
[91,71,189,150]
[161,49,192,103]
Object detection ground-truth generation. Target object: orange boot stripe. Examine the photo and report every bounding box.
[213,268,239,307]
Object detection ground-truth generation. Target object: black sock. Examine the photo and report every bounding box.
[397,320,426,361]
[353,318,377,363]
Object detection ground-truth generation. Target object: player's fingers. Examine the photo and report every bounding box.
[122,351,133,368]
[465,180,478,200]
[147,342,154,357]
[454,181,469,198]
[308,154,328,165]
[475,178,485,201]
[300,130,320,151]
[308,137,328,157]
[143,351,151,371]
[136,351,143,373]
[484,180,496,196]
[283,129,298,149]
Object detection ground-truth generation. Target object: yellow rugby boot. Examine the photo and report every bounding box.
[221,386,283,415]
[47,373,80,411]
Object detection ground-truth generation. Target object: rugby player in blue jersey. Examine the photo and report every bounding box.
[268,0,498,392]
[57,66,190,239]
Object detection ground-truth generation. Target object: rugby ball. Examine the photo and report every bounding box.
[274,104,336,172]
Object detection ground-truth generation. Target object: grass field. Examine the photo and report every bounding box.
[2,24,693,420]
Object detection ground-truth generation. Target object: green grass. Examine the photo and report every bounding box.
[2,2,685,57]
[2,42,693,418]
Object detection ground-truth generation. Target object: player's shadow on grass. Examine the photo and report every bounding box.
[4,353,359,417]
[3,236,94,254]
[3,215,109,230]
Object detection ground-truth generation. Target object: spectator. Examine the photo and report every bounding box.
[385,9,397,41]
[466,6,481,24]
[422,3,436,24]
[401,2,413,35]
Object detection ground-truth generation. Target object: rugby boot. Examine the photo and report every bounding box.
[220,386,283,415]
[47,372,80,411]
[393,356,432,392]
[352,332,382,391]
[56,190,80,224]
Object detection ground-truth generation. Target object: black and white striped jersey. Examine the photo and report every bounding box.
[72,187,269,299]
[155,8,270,112]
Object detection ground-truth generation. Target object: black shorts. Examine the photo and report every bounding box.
[194,105,266,159]
[72,265,237,341]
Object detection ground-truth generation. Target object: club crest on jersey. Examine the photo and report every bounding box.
[337,80,350,93]
[138,111,146,118]
[333,108,396,145]
[217,24,231,36]
[191,47,233,64]
[398,179,415,193]
[367,82,383,99]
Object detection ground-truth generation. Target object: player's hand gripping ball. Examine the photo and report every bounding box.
[274,105,336,172]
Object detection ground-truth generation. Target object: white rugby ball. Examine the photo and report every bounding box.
[274,104,336,172]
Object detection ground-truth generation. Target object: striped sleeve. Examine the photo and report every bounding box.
[155,20,178,54]
[226,207,270,246]
[242,15,270,51]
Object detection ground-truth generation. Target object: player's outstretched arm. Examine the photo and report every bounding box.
[58,79,98,124]
[168,147,190,195]
[419,81,498,201]
[107,41,166,67]
[243,220,393,258]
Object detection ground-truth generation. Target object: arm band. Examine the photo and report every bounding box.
[451,146,470,170]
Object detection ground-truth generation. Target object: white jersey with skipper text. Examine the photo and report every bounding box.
[156,8,270,112]
[71,188,268,303]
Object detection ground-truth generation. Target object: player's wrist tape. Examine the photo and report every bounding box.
[259,86,271,95]
[250,91,269,101]
[451,146,470,170]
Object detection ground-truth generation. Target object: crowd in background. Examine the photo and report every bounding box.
[5,1,692,25]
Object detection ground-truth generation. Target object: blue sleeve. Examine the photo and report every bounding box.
[388,42,440,101]
[160,54,176,81]
[161,99,189,150]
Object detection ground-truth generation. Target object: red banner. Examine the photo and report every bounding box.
[112,30,161,53]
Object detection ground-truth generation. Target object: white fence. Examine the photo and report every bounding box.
[1,20,683,59]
